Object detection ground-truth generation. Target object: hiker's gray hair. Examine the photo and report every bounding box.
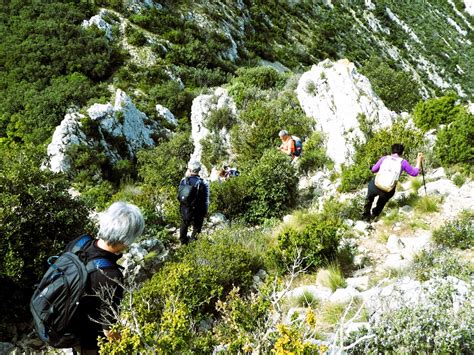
[98,201,144,247]
[188,160,201,174]
[278,130,289,137]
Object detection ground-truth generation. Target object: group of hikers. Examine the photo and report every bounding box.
[31,127,424,353]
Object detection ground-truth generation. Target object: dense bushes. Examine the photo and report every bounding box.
[432,212,474,250]
[99,228,265,353]
[434,106,474,167]
[0,145,90,329]
[297,131,331,174]
[359,56,422,113]
[0,1,123,145]
[348,280,473,354]
[413,93,459,132]
[211,150,298,223]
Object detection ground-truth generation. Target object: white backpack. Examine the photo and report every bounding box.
[374,155,403,192]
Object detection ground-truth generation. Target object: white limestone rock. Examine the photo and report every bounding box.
[418,178,458,197]
[296,59,396,170]
[190,88,237,177]
[426,167,446,180]
[47,111,88,173]
[47,89,161,173]
[465,0,474,16]
[156,104,177,126]
[346,276,370,291]
[442,181,474,218]
[82,9,113,40]
[329,286,360,303]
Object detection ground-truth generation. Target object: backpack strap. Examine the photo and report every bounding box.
[71,235,93,253]
[85,258,117,273]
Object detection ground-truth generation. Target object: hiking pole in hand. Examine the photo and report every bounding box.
[421,160,427,196]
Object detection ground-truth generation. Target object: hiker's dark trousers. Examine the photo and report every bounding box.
[364,179,396,218]
[179,205,204,244]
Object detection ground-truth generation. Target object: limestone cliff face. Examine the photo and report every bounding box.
[296,59,397,170]
[189,87,237,177]
[47,89,161,173]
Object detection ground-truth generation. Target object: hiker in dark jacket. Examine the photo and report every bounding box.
[69,202,144,354]
[178,160,210,244]
[363,144,423,220]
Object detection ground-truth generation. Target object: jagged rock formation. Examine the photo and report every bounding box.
[189,87,237,176]
[47,89,161,173]
[296,59,397,170]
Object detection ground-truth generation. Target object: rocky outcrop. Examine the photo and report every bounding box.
[47,89,161,173]
[190,87,237,176]
[296,59,397,170]
[82,9,113,40]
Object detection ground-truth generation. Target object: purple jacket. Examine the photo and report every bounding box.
[371,154,420,177]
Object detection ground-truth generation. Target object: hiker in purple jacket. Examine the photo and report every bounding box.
[363,144,424,220]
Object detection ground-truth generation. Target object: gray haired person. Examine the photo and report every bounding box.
[68,201,144,354]
[177,160,210,244]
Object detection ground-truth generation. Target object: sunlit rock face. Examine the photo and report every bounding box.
[47,89,161,173]
[296,59,396,170]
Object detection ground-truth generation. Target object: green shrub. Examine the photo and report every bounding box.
[125,25,148,46]
[297,131,331,174]
[359,56,422,112]
[200,133,229,171]
[0,145,90,326]
[348,281,474,354]
[231,92,313,165]
[411,248,471,281]
[414,195,440,213]
[245,150,299,223]
[274,215,342,271]
[318,263,347,292]
[434,106,474,166]
[204,106,236,131]
[232,66,286,90]
[432,213,474,250]
[412,93,459,132]
[101,229,264,353]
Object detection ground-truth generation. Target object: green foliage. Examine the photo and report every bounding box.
[231,91,313,165]
[274,214,342,271]
[214,287,271,352]
[297,131,331,175]
[0,145,90,325]
[340,118,424,192]
[434,106,474,166]
[360,56,422,112]
[348,281,474,354]
[0,1,123,144]
[200,133,229,171]
[101,229,264,353]
[147,81,195,119]
[232,66,286,90]
[318,263,347,292]
[413,94,459,132]
[212,150,298,223]
[138,132,193,189]
[432,213,474,250]
[411,248,471,282]
[413,195,440,213]
[125,25,148,47]
[204,106,236,132]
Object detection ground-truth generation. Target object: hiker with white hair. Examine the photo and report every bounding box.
[278,129,303,163]
[177,160,210,244]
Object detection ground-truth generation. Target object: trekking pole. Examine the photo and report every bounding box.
[421,160,427,196]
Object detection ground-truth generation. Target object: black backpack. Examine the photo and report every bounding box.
[30,235,115,348]
[177,177,202,207]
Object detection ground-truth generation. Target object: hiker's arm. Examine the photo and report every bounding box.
[371,157,385,173]
[415,153,423,169]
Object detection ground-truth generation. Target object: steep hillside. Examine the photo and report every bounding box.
[0,0,473,353]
